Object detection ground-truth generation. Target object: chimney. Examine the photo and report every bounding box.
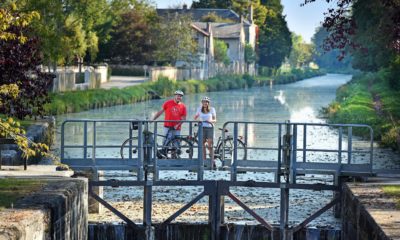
[248,4,253,24]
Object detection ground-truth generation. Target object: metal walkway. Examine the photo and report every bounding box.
[61,120,375,240]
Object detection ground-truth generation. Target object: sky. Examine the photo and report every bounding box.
[152,0,335,43]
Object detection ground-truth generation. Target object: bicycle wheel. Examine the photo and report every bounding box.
[120,137,138,159]
[165,138,194,159]
[216,138,246,161]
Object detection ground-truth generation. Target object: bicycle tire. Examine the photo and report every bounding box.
[120,137,138,160]
[216,138,246,161]
[165,138,194,159]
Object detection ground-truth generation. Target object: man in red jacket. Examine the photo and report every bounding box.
[152,90,187,143]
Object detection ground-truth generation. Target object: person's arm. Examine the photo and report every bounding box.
[193,107,200,120]
[210,108,217,123]
[152,109,164,120]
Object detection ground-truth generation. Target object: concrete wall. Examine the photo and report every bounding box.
[52,70,102,93]
[0,178,88,240]
[149,67,205,81]
[341,184,390,240]
[149,62,252,81]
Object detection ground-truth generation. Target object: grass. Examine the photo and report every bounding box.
[325,70,400,148]
[382,185,400,209]
[0,178,44,210]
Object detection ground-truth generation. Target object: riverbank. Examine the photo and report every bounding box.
[45,69,323,115]
[324,71,400,150]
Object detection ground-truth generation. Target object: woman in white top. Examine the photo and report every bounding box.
[194,96,217,169]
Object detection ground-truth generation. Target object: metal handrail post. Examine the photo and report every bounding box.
[83,121,88,162]
[92,121,96,166]
[198,123,204,181]
[137,121,144,181]
[347,127,352,164]
[153,122,159,181]
[290,124,297,184]
[232,123,239,181]
[280,120,291,240]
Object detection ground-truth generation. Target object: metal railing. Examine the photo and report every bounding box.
[61,119,376,240]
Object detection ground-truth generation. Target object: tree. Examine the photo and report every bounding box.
[192,0,268,26]
[12,0,110,68]
[312,26,352,71]
[303,0,400,61]
[153,14,197,65]
[97,6,157,64]
[245,43,256,64]
[0,3,53,119]
[258,8,292,70]
[214,39,230,65]
[200,12,234,23]
[0,3,50,159]
[288,34,313,68]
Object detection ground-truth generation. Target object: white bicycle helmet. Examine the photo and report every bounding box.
[202,96,210,102]
[174,90,184,96]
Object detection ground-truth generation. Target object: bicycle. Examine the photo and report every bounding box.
[187,123,247,162]
[120,122,193,160]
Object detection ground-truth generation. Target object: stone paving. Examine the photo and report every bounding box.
[0,165,73,178]
[348,176,400,240]
[100,76,149,89]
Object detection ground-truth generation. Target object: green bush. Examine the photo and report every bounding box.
[111,66,144,76]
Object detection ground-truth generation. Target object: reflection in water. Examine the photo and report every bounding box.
[273,90,286,105]
[290,107,317,122]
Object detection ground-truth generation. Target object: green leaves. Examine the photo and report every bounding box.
[214,39,230,65]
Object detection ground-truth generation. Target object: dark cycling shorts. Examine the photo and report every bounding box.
[202,127,214,140]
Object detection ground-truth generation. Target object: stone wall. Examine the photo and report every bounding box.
[341,183,390,240]
[0,178,88,240]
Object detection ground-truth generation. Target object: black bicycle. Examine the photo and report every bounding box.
[187,123,247,161]
[120,125,194,160]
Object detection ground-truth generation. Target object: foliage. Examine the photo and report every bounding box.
[311,26,353,72]
[200,12,234,23]
[153,13,197,65]
[0,179,44,210]
[0,3,51,160]
[0,3,53,119]
[97,4,157,64]
[110,66,145,76]
[304,0,399,69]
[325,72,400,147]
[288,33,313,68]
[244,43,256,64]
[0,3,39,43]
[258,7,292,69]
[214,39,230,65]
[192,0,268,26]
[13,0,110,67]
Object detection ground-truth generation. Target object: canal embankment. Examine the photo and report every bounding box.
[342,178,400,240]
[0,176,87,239]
